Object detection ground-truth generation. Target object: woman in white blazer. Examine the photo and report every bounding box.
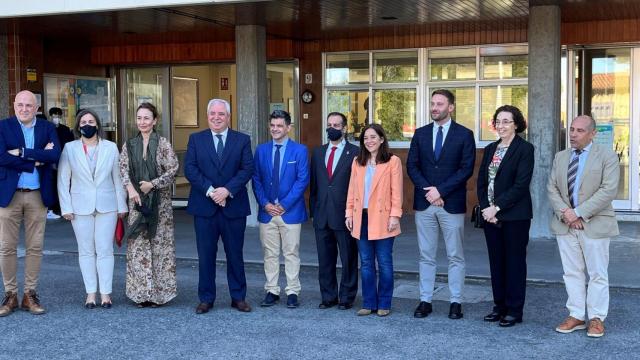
[57,109,128,308]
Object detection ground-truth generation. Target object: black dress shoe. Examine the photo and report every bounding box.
[338,302,353,310]
[499,315,522,327]
[413,301,432,318]
[287,294,299,308]
[231,300,252,312]
[484,311,503,322]
[318,299,339,309]
[448,302,463,319]
[195,302,213,314]
[84,302,96,309]
[101,301,112,309]
[260,292,280,307]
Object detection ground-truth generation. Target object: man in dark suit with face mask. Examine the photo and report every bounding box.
[309,112,359,310]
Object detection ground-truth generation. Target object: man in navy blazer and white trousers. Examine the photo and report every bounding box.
[185,98,254,314]
[252,110,309,309]
[407,89,476,320]
[0,90,61,316]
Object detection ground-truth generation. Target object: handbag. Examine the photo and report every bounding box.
[471,205,485,229]
[115,217,125,247]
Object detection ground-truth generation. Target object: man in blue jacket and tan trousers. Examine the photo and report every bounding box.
[253,110,309,309]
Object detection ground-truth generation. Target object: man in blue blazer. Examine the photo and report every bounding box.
[407,89,476,320]
[252,110,309,309]
[0,90,61,317]
[185,99,254,314]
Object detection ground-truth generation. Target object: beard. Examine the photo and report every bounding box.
[430,111,449,122]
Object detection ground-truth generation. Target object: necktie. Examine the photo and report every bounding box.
[270,144,282,202]
[215,134,224,159]
[434,125,443,161]
[567,149,582,208]
[327,146,338,180]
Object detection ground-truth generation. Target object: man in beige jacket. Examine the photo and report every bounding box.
[547,115,620,338]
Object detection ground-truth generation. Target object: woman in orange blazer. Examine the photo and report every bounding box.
[346,124,403,317]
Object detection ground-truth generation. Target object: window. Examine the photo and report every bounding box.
[324,44,528,147]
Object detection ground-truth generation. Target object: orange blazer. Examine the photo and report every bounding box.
[346,155,403,240]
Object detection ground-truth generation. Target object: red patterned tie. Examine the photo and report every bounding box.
[327,146,338,180]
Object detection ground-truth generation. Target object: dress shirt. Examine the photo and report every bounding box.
[571,142,593,218]
[17,117,40,190]
[324,139,346,174]
[271,137,289,177]
[211,127,229,148]
[432,118,452,151]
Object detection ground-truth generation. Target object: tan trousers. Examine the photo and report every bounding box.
[0,191,47,293]
[557,229,610,321]
[259,216,301,296]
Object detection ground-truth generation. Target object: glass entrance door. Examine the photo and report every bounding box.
[574,47,638,210]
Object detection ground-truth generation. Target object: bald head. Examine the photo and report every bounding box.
[569,115,597,150]
[14,90,38,124]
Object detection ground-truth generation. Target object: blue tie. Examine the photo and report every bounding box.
[215,134,224,159]
[270,144,282,202]
[434,125,443,161]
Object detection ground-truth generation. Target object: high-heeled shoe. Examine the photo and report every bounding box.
[101,301,112,309]
[84,301,96,309]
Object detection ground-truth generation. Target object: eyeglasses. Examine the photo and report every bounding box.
[494,120,514,126]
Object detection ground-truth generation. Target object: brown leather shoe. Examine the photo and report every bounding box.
[21,290,46,315]
[587,318,605,338]
[195,302,213,314]
[555,316,586,333]
[231,300,252,313]
[0,292,18,317]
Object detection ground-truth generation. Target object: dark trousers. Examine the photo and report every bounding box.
[194,212,247,303]
[483,219,531,318]
[314,227,358,304]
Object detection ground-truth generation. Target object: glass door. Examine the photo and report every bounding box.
[575,48,636,210]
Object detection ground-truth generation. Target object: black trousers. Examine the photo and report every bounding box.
[483,219,531,318]
[315,227,359,304]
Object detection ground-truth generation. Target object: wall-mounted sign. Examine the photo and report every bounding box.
[305,73,312,84]
[220,77,229,90]
[26,68,37,82]
[594,123,614,148]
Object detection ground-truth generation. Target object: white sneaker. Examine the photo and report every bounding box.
[47,210,61,220]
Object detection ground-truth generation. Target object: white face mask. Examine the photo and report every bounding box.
[52,116,61,126]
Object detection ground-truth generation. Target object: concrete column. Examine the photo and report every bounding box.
[528,5,561,239]
[0,35,9,118]
[235,24,269,227]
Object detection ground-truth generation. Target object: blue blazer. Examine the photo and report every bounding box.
[184,129,253,219]
[406,121,476,214]
[252,139,309,224]
[0,116,61,208]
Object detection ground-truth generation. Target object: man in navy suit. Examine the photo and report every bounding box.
[252,110,309,309]
[309,112,359,310]
[0,90,61,317]
[185,98,254,314]
[407,89,475,320]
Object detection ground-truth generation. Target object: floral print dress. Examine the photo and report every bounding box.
[119,136,179,305]
[487,145,509,206]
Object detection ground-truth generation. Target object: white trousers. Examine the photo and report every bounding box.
[71,212,117,294]
[557,229,610,321]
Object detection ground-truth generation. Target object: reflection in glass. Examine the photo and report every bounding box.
[125,68,164,138]
[580,48,631,199]
[326,53,369,86]
[480,86,528,141]
[326,90,369,141]
[374,51,419,83]
[433,87,475,134]
[429,48,476,81]
[373,89,416,141]
[481,54,528,79]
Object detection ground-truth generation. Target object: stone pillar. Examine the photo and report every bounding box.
[528,5,561,238]
[235,24,269,227]
[0,35,9,118]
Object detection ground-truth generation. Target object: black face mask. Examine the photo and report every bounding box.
[80,125,98,138]
[326,127,343,141]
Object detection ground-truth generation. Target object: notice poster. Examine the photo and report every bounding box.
[594,123,614,147]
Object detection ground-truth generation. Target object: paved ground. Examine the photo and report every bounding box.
[42,210,640,287]
[2,253,640,360]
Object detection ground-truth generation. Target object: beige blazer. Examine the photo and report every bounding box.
[547,143,620,238]
[346,155,403,240]
[57,139,127,216]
